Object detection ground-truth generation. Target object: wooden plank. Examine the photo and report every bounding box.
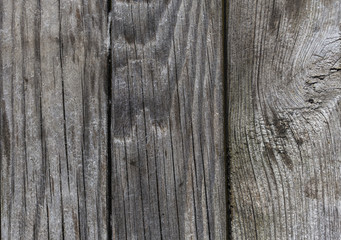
[0,0,109,239]
[110,0,226,239]
[228,0,341,239]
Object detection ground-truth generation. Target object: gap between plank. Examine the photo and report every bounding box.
[222,0,231,239]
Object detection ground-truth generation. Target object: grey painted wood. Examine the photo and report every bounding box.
[0,0,109,239]
[228,0,341,239]
[110,0,226,239]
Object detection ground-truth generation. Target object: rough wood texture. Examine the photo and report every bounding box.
[110,0,226,239]
[1,0,225,239]
[228,0,341,239]
[0,0,109,239]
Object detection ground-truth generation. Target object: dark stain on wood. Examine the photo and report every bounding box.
[2,111,11,162]
[273,116,288,138]
[285,0,306,18]
[269,6,281,32]
[76,9,81,24]
[279,151,294,171]
[304,177,319,199]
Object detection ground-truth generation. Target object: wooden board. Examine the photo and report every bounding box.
[110,0,226,239]
[0,0,109,239]
[1,0,226,239]
[228,0,341,239]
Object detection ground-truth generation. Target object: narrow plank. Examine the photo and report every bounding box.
[228,0,341,239]
[0,0,109,239]
[110,0,226,239]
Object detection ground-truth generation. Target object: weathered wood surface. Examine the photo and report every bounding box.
[1,0,226,239]
[228,0,341,239]
[0,0,109,239]
[110,0,226,239]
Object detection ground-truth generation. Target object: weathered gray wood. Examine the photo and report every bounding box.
[110,0,226,239]
[1,0,225,238]
[0,0,109,239]
[228,0,341,239]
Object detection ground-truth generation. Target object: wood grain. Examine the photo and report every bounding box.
[110,0,226,239]
[1,0,225,239]
[228,0,341,239]
[0,0,109,239]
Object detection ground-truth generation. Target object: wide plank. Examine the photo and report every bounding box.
[110,0,226,238]
[0,0,109,239]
